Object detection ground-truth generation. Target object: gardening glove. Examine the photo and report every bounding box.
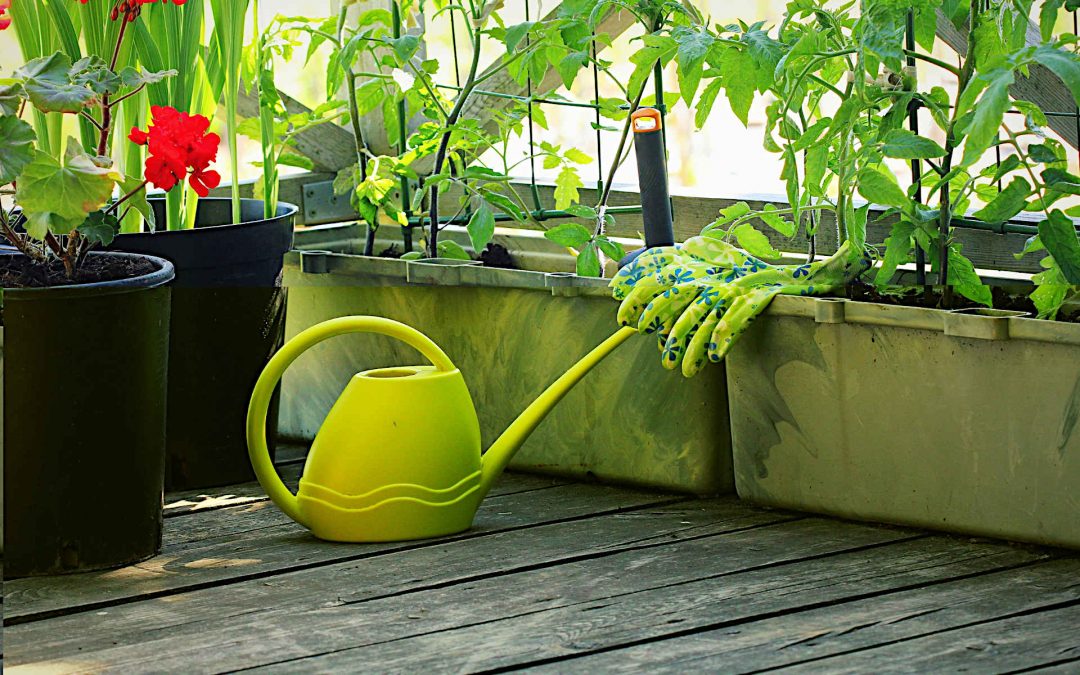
[611,236,871,377]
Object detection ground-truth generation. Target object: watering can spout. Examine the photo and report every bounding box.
[477,326,638,499]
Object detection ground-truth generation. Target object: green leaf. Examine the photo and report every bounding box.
[69,56,122,96]
[1039,210,1080,284]
[694,78,723,129]
[76,210,121,247]
[437,240,471,260]
[1027,144,1061,164]
[504,22,535,54]
[554,165,582,210]
[1041,0,1065,41]
[758,204,795,237]
[480,190,526,221]
[674,27,714,105]
[0,85,22,117]
[960,69,1013,167]
[117,66,177,88]
[401,251,424,261]
[972,177,1031,223]
[1034,45,1080,108]
[576,242,601,277]
[544,222,592,248]
[596,236,624,261]
[875,220,915,286]
[720,48,756,125]
[277,152,315,171]
[1042,167,1080,195]
[17,52,98,113]
[15,142,122,238]
[557,51,589,89]
[564,203,596,219]
[353,79,386,116]
[948,248,993,307]
[881,129,946,159]
[389,34,420,64]
[466,204,496,252]
[563,147,593,164]
[731,222,780,259]
[0,116,37,185]
[118,173,155,231]
[857,166,909,208]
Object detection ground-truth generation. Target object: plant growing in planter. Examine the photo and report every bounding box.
[262,0,630,270]
[0,0,207,575]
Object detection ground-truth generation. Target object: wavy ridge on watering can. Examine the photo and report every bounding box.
[246,316,636,543]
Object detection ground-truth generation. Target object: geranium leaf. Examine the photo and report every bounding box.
[16,52,99,113]
[15,141,121,237]
[118,66,178,88]
[76,211,122,247]
[0,116,37,185]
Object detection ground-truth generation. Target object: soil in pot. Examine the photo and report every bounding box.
[845,282,1080,322]
[0,254,157,288]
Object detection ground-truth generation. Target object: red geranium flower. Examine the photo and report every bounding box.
[130,105,221,197]
[0,0,12,31]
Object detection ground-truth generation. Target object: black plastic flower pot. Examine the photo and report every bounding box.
[3,250,174,578]
[108,198,297,490]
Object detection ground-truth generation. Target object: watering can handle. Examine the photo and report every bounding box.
[246,316,457,527]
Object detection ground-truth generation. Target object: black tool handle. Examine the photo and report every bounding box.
[632,107,673,248]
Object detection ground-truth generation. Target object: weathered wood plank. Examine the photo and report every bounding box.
[7,518,930,672]
[4,479,678,624]
[240,535,1044,673]
[235,89,357,174]
[524,557,1080,673]
[5,500,796,669]
[782,601,1080,673]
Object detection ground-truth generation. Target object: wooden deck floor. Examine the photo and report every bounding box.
[5,452,1080,673]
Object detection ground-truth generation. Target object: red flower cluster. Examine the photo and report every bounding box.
[129,106,221,197]
[73,0,186,23]
[0,0,12,31]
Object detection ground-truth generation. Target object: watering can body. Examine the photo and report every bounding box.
[299,366,483,542]
[247,316,637,543]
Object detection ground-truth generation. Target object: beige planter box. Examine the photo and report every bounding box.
[727,294,1080,549]
[278,230,732,494]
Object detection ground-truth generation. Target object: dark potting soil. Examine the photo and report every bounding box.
[845,282,1080,323]
[480,243,516,269]
[0,254,159,289]
[378,245,404,259]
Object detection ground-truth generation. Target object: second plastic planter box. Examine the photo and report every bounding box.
[726,294,1080,549]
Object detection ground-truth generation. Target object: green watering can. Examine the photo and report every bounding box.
[246,316,637,543]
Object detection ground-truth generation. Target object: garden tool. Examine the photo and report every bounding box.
[618,107,675,268]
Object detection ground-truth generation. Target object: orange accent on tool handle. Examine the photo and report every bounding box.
[631,107,663,133]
